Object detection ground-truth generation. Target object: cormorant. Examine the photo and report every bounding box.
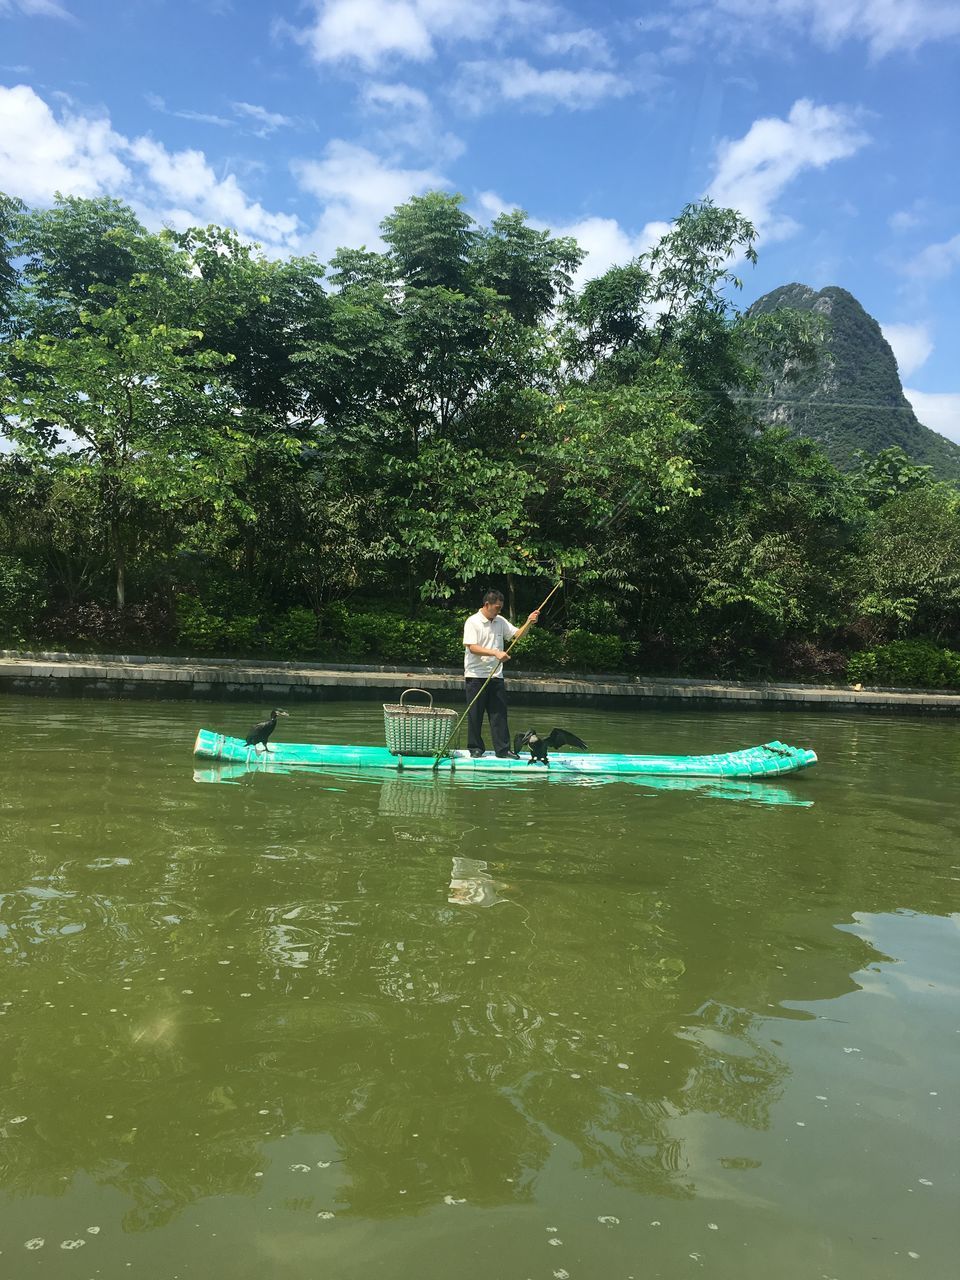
[243,709,289,752]
[513,727,588,765]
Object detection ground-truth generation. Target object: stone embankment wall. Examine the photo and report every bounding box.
[2,651,958,714]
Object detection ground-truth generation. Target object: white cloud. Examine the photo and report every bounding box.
[146,93,232,127]
[0,83,131,204]
[880,322,932,378]
[889,205,924,233]
[653,1,960,59]
[360,80,465,163]
[455,58,633,113]
[542,27,612,63]
[128,136,299,246]
[294,0,549,69]
[471,191,668,285]
[293,139,447,260]
[903,388,960,445]
[904,232,960,282]
[706,98,869,241]
[362,81,432,113]
[473,189,515,221]
[174,108,232,127]
[558,216,672,286]
[0,84,300,253]
[0,0,71,18]
[231,101,294,134]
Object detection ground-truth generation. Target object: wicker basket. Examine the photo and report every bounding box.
[383,688,458,757]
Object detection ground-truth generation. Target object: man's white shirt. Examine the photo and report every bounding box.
[463,611,519,678]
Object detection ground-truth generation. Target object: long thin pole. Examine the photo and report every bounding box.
[433,578,565,768]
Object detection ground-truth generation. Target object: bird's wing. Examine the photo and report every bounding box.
[544,728,588,751]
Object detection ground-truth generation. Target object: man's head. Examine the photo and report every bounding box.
[480,589,504,620]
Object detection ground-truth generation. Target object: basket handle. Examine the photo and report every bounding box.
[399,688,434,708]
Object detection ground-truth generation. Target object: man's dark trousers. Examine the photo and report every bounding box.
[465,677,510,754]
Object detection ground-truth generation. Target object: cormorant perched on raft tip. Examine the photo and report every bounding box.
[243,709,289,752]
[513,727,588,765]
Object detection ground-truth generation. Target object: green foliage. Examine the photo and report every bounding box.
[0,554,46,643]
[318,603,463,665]
[380,192,477,292]
[847,640,960,690]
[387,442,544,598]
[0,192,24,331]
[852,446,934,508]
[1,196,259,609]
[4,186,960,685]
[513,626,564,669]
[172,595,623,671]
[561,629,624,671]
[475,209,584,326]
[853,482,960,640]
[175,596,259,655]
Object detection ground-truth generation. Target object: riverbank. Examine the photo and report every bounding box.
[2,649,958,713]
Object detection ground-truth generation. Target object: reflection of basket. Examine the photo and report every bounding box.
[383,688,458,757]
[378,776,450,820]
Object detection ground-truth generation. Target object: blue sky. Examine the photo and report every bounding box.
[2,0,960,441]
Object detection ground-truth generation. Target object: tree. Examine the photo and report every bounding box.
[0,192,24,332]
[380,191,477,291]
[1,201,247,608]
[853,482,960,641]
[474,208,583,327]
[172,225,332,428]
[851,445,934,508]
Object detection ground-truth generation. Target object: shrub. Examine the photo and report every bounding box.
[168,596,632,674]
[263,606,318,657]
[175,596,236,654]
[40,600,175,651]
[846,639,960,690]
[515,626,564,669]
[175,596,267,655]
[779,638,849,682]
[317,604,463,665]
[0,554,46,644]
[561,628,624,672]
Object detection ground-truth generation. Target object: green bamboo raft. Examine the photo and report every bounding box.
[193,730,817,779]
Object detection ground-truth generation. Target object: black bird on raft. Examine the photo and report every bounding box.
[243,709,289,753]
[513,727,588,765]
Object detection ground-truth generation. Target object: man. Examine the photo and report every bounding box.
[463,589,539,758]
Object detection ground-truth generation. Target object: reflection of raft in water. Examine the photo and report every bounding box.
[192,759,812,806]
[193,730,817,782]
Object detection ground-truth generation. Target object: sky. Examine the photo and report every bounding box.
[1,0,959,442]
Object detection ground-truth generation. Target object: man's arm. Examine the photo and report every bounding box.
[467,642,510,661]
[505,609,540,647]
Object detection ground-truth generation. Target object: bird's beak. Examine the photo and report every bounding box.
[278,710,289,716]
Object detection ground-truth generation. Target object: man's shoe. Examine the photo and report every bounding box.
[469,748,485,757]
[496,750,520,759]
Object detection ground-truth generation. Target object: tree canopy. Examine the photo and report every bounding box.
[1,189,957,680]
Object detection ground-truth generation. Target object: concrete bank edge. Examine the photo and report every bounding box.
[1,650,958,713]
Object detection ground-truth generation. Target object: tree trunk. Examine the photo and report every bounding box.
[507,572,516,620]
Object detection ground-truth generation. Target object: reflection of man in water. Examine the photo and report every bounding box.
[448,857,508,907]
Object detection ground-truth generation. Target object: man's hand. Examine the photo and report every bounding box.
[494,649,511,661]
[527,609,540,623]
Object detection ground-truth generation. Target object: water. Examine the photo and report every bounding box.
[1,696,957,1278]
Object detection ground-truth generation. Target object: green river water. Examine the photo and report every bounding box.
[0,695,957,1279]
